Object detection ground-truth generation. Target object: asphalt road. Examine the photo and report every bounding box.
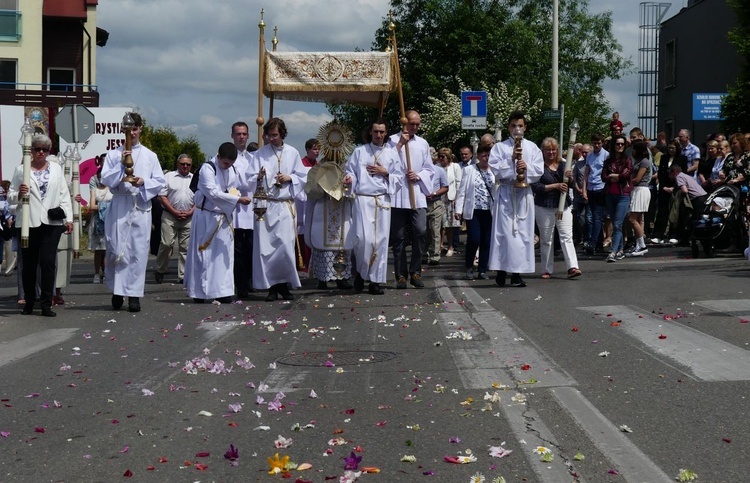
[0,243,748,483]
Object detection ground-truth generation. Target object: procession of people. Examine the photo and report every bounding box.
[6,108,750,316]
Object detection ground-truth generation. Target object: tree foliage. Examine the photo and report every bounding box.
[722,0,750,133]
[140,124,206,172]
[329,0,632,148]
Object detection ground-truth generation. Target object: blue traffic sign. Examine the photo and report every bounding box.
[462,91,487,117]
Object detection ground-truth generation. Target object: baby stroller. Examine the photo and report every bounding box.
[690,184,741,258]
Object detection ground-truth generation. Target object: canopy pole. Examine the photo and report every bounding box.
[256,9,266,146]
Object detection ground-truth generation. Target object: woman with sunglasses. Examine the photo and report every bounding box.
[601,135,633,262]
[8,134,73,317]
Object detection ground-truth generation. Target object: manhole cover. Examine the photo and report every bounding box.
[276,350,399,367]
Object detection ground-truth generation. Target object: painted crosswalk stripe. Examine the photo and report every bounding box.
[580,305,750,381]
[0,328,79,368]
[695,299,750,319]
[551,386,672,482]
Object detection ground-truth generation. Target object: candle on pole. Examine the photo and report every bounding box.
[18,117,34,248]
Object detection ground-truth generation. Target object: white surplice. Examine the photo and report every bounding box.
[185,161,245,299]
[487,138,544,274]
[249,143,307,290]
[101,144,165,297]
[387,133,434,209]
[344,143,404,283]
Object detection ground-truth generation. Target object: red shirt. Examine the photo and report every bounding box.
[301,156,317,168]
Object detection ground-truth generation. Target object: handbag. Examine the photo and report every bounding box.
[48,206,66,221]
[0,216,11,241]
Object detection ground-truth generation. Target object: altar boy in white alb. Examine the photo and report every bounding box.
[344,117,404,295]
[101,113,165,313]
[249,118,308,302]
[487,110,544,288]
[185,142,251,303]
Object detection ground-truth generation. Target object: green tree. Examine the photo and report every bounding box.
[722,0,749,133]
[330,0,631,148]
[140,124,205,172]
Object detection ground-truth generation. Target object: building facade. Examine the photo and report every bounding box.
[0,0,106,107]
[657,0,740,145]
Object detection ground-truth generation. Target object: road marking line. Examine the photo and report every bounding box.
[502,402,577,483]
[0,328,79,368]
[551,387,672,483]
[696,299,750,318]
[580,305,750,381]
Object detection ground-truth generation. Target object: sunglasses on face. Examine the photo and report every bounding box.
[179,163,192,167]
[614,143,625,146]
[33,147,50,153]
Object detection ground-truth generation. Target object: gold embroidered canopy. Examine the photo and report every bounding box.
[263,51,397,107]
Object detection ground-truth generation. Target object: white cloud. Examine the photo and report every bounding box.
[96,0,665,153]
[200,115,223,128]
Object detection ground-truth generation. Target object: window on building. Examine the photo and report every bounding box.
[48,68,76,91]
[665,39,676,88]
[0,0,20,42]
[0,59,16,89]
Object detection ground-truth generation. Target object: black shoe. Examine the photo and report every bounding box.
[237,290,250,299]
[396,276,407,289]
[154,272,164,284]
[215,296,232,304]
[112,294,124,310]
[353,274,365,293]
[336,279,353,290]
[369,282,384,295]
[317,280,328,290]
[278,284,294,301]
[41,306,56,317]
[128,297,141,312]
[410,273,424,288]
[193,298,205,304]
[510,274,526,287]
[177,278,183,284]
[428,260,440,266]
[495,271,507,287]
[22,302,33,315]
[585,246,595,256]
[265,288,278,302]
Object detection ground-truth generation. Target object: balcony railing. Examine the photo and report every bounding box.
[0,82,99,107]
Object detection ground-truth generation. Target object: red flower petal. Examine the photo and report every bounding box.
[520,364,531,371]
[195,463,208,471]
[158,457,168,463]
[571,326,579,332]
[195,452,210,458]
[723,437,732,443]
[34,427,45,433]
[658,334,667,339]
[146,466,155,471]
[123,469,133,477]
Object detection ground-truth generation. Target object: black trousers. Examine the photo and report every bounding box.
[22,224,65,308]
[234,228,253,295]
[390,207,426,279]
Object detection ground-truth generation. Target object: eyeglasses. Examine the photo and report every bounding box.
[437,155,447,158]
[179,163,192,167]
[32,147,50,153]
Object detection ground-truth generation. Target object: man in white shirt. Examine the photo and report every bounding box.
[387,110,434,289]
[155,154,194,284]
[228,122,255,298]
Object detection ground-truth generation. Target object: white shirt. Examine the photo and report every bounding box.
[159,171,194,212]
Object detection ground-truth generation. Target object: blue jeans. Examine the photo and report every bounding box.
[465,209,492,273]
[605,193,631,253]
[587,189,606,248]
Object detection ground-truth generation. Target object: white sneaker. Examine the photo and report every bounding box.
[650,238,661,244]
[668,238,678,244]
[606,252,616,263]
[93,274,101,284]
[630,247,648,256]
[446,248,454,257]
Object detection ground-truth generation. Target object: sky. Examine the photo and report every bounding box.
[96,0,689,160]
